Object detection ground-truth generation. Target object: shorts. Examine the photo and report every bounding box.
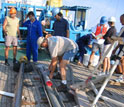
[104,44,114,58]
[92,43,103,53]
[63,48,78,61]
[5,36,18,47]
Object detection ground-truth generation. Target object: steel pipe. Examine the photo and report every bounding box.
[13,63,24,107]
[36,64,61,107]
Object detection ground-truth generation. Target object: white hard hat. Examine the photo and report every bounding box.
[108,16,116,22]
[37,37,44,47]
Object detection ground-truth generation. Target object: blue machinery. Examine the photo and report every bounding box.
[0,2,91,42]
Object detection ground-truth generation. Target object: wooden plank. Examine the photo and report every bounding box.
[75,90,91,107]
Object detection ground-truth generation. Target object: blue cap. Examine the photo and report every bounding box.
[100,16,107,24]
[52,8,60,17]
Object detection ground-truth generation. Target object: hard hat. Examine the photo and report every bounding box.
[100,16,107,24]
[37,37,44,47]
[108,16,116,22]
[9,7,17,14]
[52,8,60,17]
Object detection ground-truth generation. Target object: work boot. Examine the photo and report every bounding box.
[53,73,61,79]
[57,83,68,92]
[5,59,10,66]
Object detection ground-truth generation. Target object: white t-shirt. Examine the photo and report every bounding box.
[47,36,78,58]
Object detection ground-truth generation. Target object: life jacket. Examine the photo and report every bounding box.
[95,24,108,38]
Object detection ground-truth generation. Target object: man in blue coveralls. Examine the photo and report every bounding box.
[77,33,96,66]
[23,11,43,62]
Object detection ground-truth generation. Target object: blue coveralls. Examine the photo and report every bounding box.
[23,19,43,62]
[77,34,93,63]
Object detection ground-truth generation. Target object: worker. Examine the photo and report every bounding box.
[23,11,43,62]
[3,7,21,66]
[37,36,78,92]
[98,17,116,76]
[52,8,69,38]
[77,33,96,66]
[114,14,124,82]
[87,16,108,69]
[41,20,48,37]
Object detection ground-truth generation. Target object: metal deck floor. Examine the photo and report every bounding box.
[0,60,124,107]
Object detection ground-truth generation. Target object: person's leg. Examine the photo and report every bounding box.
[32,41,38,62]
[26,41,31,61]
[12,37,18,63]
[13,46,17,63]
[103,58,107,73]
[5,46,10,65]
[98,44,104,70]
[57,49,77,91]
[78,48,86,65]
[121,57,124,77]
[60,60,68,82]
[115,56,124,82]
[107,57,110,73]
[88,43,98,67]
[5,36,12,66]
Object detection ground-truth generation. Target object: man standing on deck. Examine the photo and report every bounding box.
[114,14,124,82]
[23,11,43,63]
[37,36,78,92]
[3,7,21,66]
[87,16,108,69]
[52,8,69,38]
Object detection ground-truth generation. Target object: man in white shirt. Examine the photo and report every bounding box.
[37,36,78,92]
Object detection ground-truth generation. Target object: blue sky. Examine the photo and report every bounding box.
[1,0,124,32]
[62,0,124,32]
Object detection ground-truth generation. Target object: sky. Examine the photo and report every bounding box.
[1,0,124,32]
[62,0,124,32]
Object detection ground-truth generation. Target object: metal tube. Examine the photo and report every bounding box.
[13,63,24,107]
[91,59,120,107]
[35,64,61,107]
[90,81,124,106]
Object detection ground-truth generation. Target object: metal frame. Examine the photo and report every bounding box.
[71,37,124,106]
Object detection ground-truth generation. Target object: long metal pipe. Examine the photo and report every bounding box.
[13,63,24,107]
[35,64,61,107]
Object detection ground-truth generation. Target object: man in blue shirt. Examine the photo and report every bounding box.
[23,11,43,62]
[53,12,69,38]
[77,33,96,65]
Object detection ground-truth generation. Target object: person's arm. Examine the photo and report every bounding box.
[49,57,58,79]
[17,24,21,40]
[23,15,29,27]
[3,18,7,36]
[66,20,69,38]
[37,21,43,37]
[66,30,69,38]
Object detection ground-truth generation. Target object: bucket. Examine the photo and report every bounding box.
[83,54,90,66]
[83,54,99,66]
